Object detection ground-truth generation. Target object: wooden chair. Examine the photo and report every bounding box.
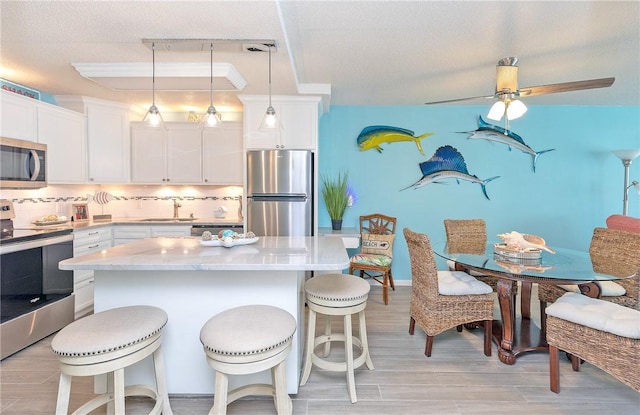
[349,213,397,305]
[403,227,494,357]
[539,227,640,321]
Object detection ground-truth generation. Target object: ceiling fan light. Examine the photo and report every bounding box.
[487,101,505,121]
[506,99,527,120]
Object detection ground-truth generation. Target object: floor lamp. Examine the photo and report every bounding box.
[613,149,640,215]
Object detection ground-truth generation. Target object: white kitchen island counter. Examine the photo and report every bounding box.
[59,236,350,395]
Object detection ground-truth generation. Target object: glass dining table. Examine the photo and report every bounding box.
[433,241,633,365]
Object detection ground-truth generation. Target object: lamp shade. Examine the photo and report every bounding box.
[487,101,506,121]
[506,99,527,120]
[613,149,640,161]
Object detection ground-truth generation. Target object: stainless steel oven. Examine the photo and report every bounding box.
[0,200,74,360]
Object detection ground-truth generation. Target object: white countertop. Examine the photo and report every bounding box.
[59,236,349,271]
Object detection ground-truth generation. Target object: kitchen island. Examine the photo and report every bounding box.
[59,236,350,394]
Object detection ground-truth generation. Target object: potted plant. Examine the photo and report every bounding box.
[321,172,349,230]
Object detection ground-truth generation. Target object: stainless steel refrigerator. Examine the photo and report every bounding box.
[246,150,314,237]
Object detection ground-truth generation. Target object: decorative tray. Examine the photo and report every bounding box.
[32,220,69,226]
[493,243,542,260]
[199,237,259,248]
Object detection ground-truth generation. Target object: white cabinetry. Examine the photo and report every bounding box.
[56,96,131,183]
[36,103,87,183]
[130,123,202,184]
[239,95,321,150]
[202,122,243,184]
[0,91,87,183]
[73,227,112,318]
[113,225,191,246]
[0,91,38,141]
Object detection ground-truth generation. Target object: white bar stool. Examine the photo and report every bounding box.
[51,305,172,415]
[200,304,296,415]
[300,273,374,403]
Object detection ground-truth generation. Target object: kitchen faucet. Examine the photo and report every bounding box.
[173,200,181,218]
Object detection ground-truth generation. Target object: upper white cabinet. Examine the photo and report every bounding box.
[56,96,131,183]
[36,103,87,183]
[130,122,202,184]
[202,122,243,185]
[0,91,38,141]
[239,95,321,150]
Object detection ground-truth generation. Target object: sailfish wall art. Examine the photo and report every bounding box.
[402,145,499,200]
[460,116,554,172]
[357,125,435,155]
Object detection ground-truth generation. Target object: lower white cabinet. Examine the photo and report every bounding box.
[73,226,112,318]
[113,225,191,246]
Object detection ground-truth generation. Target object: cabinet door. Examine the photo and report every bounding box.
[166,125,202,183]
[203,122,243,184]
[86,103,130,183]
[242,99,281,149]
[130,125,166,183]
[0,91,38,141]
[37,104,87,183]
[279,102,318,149]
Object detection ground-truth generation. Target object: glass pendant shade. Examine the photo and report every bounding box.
[259,44,282,131]
[202,43,222,129]
[143,42,163,128]
[487,100,506,121]
[506,99,527,120]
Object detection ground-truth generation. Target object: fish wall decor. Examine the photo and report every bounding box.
[401,145,499,200]
[357,125,435,155]
[460,116,554,172]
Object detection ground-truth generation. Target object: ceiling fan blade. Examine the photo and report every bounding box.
[518,77,615,97]
[425,94,495,105]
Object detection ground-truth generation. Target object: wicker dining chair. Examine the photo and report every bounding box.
[539,227,640,319]
[443,219,518,295]
[349,213,397,305]
[403,228,494,357]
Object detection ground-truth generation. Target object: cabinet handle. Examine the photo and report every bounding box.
[88,244,99,249]
[88,231,99,235]
[89,177,94,181]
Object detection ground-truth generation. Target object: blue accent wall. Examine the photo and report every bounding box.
[318,105,640,280]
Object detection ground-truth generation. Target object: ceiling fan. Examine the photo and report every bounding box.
[425,57,615,122]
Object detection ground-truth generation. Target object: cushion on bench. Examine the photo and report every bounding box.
[546,292,640,339]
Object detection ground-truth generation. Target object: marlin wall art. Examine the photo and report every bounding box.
[356,125,435,155]
[401,145,499,200]
[460,116,554,172]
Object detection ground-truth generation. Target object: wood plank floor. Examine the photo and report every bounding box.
[1,285,638,414]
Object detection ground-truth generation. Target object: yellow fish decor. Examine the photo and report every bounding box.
[356,125,435,155]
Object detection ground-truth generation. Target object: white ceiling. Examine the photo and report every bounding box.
[1,1,638,117]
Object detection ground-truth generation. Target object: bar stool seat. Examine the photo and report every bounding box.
[300,273,374,403]
[51,305,172,415]
[200,305,296,415]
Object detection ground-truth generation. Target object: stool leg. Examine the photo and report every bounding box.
[113,368,126,415]
[272,361,292,415]
[322,314,331,357]
[344,314,357,403]
[55,372,72,415]
[153,345,173,415]
[211,371,229,415]
[300,308,317,386]
[358,310,374,370]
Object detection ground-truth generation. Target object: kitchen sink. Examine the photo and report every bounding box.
[140,218,198,222]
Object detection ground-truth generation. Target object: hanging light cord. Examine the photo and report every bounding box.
[151,42,156,106]
[268,44,272,107]
[209,42,214,105]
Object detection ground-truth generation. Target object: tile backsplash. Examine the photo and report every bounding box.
[0,184,243,227]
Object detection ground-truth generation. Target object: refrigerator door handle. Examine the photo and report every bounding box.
[249,194,308,202]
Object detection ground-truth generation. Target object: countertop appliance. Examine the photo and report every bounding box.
[0,200,74,360]
[246,149,313,237]
[0,137,47,189]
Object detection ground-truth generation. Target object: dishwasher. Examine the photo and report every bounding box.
[191,224,244,237]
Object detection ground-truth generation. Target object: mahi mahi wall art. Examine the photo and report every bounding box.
[356,126,435,155]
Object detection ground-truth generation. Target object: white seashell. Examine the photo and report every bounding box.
[222,236,234,247]
[201,231,213,241]
[497,231,555,254]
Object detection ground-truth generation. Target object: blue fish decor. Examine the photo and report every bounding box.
[357,125,435,155]
[461,116,554,172]
[402,145,499,200]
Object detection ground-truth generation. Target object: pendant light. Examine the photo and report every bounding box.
[142,42,164,127]
[259,44,282,131]
[202,42,222,128]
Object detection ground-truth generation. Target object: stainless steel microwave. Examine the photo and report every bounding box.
[0,137,47,189]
